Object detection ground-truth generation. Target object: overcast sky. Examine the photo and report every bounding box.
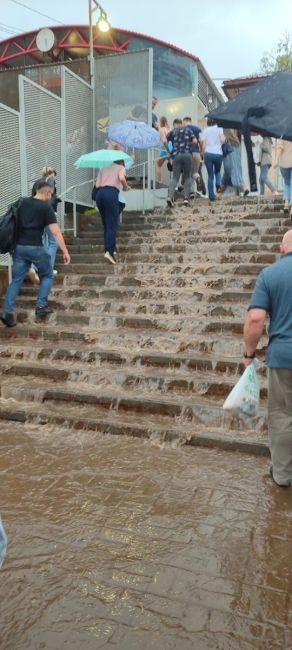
[1,0,291,82]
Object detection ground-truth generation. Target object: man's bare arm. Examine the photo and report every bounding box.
[243,308,267,365]
[49,223,70,264]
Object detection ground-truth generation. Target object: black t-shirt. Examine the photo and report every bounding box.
[17,197,57,246]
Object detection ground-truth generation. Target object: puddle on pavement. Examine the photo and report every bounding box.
[0,423,291,650]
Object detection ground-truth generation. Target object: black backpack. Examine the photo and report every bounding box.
[0,199,22,254]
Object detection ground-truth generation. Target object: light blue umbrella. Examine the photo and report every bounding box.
[74,149,132,169]
[108,120,160,150]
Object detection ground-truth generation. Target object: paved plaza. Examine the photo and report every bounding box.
[0,423,291,649]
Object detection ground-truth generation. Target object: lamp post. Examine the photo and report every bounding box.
[88,0,111,83]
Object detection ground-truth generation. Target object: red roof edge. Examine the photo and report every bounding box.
[0,24,200,64]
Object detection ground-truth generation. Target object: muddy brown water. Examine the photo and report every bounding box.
[0,422,291,650]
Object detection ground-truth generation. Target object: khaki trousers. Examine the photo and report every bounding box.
[268,368,292,486]
[191,153,201,192]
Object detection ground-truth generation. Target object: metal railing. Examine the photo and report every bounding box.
[0,253,12,282]
[0,154,166,281]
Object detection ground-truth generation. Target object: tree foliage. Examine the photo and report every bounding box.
[260,32,292,73]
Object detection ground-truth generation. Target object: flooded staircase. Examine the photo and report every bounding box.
[0,198,288,453]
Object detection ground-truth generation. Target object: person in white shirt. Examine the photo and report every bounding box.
[200,118,225,201]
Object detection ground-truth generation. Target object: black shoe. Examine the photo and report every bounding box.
[1,313,16,327]
[35,306,54,319]
[166,198,174,208]
[183,199,190,206]
[189,193,195,199]
[243,189,249,197]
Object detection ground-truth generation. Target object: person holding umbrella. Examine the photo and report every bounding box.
[94,160,130,265]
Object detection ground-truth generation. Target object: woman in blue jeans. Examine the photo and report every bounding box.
[200,118,225,201]
[94,160,130,265]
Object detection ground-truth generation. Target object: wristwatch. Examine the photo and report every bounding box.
[243,351,256,359]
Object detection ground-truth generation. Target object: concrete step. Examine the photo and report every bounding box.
[0,201,274,447]
[0,340,266,374]
[13,295,249,319]
[0,380,267,433]
[0,359,268,401]
[0,398,269,455]
[0,323,260,356]
[19,286,253,303]
[1,306,250,334]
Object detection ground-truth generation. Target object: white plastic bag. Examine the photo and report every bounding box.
[223,360,259,418]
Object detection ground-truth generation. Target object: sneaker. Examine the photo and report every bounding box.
[28,267,40,285]
[35,306,54,319]
[196,177,202,192]
[183,199,190,206]
[104,251,116,265]
[53,269,58,276]
[1,313,16,327]
[189,193,195,199]
[166,198,174,208]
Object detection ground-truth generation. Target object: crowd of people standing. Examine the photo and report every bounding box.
[154,110,291,211]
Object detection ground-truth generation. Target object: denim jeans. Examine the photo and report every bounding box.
[259,164,275,195]
[96,187,119,255]
[204,153,223,200]
[169,153,192,199]
[32,225,58,273]
[44,226,58,269]
[280,167,292,204]
[32,226,58,273]
[4,245,53,313]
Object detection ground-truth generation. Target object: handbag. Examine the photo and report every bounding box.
[222,141,233,157]
[91,185,97,201]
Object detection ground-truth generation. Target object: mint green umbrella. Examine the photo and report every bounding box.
[74,149,132,169]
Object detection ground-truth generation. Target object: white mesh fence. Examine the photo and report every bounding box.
[62,68,93,207]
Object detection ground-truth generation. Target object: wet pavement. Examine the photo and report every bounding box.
[0,422,291,649]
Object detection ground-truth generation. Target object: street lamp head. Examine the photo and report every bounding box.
[97,10,111,32]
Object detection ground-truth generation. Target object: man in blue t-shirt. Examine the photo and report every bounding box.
[243,230,292,486]
[183,117,202,196]
[166,122,197,207]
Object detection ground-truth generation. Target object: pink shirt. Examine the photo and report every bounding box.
[95,164,126,190]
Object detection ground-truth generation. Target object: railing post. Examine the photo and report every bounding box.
[73,187,77,237]
[142,162,146,215]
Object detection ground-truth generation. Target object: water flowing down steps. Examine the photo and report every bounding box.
[0,198,289,452]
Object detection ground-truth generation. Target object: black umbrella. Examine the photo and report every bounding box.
[208,72,292,140]
[207,72,292,191]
